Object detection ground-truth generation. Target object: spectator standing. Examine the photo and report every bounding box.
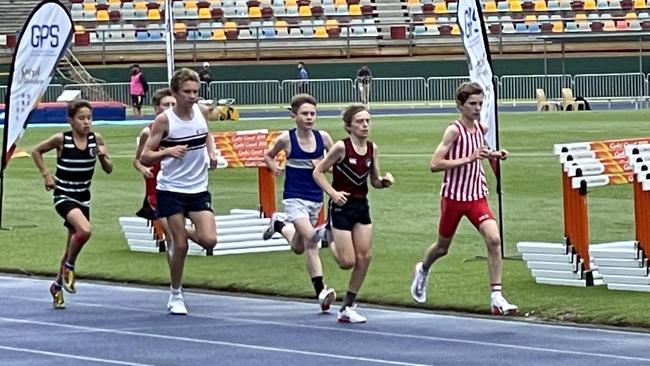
[198,61,213,100]
[356,64,372,105]
[297,62,309,94]
[129,64,148,118]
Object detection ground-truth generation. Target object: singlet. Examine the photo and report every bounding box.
[283,128,324,202]
[440,120,488,201]
[156,104,209,194]
[53,131,97,208]
[332,138,373,200]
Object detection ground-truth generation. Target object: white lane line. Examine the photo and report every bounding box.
[0,345,155,366]
[0,318,430,366]
[5,296,650,363]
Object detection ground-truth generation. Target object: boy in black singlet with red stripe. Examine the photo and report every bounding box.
[313,104,394,323]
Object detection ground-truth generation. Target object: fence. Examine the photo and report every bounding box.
[4,73,650,108]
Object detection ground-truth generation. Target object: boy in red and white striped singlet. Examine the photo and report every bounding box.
[410,82,518,316]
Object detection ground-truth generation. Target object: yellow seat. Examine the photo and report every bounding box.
[334,0,347,6]
[249,6,262,17]
[174,22,187,33]
[583,0,596,9]
[349,4,361,15]
[509,0,522,12]
[534,0,547,11]
[299,5,312,16]
[184,0,198,9]
[325,19,338,30]
[451,24,460,35]
[213,28,226,40]
[286,0,298,6]
[603,19,616,31]
[224,21,237,32]
[133,1,147,11]
[434,2,447,13]
[198,8,211,19]
[96,10,109,21]
[108,0,121,4]
[148,9,161,20]
[552,21,563,32]
[314,26,328,38]
[524,14,536,24]
[83,2,96,11]
[74,24,85,34]
[407,0,421,5]
[424,16,436,26]
[275,20,288,32]
[634,0,647,8]
[625,12,638,20]
[484,1,497,12]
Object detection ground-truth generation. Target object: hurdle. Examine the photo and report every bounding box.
[120,129,291,256]
[517,137,650,287]
[592,145,650,291]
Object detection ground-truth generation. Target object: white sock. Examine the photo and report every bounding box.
[171,287,182,296]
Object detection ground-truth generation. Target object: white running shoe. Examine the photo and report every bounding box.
[318,287,337,313]
[262,213,285,240]
[167,294,188,315]
[490,293,518,316]
[338,305,367,323]
[410,262,428,304]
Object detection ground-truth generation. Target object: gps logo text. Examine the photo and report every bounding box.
[31,25,59,48]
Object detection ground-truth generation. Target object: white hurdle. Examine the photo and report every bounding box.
[119,208,290,256]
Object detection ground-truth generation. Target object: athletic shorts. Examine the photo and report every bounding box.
[55,200,90,229]
[283,198,322,226]
[135,196,157,221]
[328,197,371,231]
[438,197,494,238]
[131,94,143,108]
[156,190,213,218]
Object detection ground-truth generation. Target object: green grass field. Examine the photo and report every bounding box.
[2,110,649,327]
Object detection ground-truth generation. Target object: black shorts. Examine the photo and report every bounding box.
[131,94,143,108]
[328,197,371,231]
[135,196,157,221]
[55,200,90,229]
[156,190,213,218]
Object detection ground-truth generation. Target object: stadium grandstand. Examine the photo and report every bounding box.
[1,0,650,110]
[1,0,650,64]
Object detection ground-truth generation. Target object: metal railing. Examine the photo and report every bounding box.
[7,73,650,109]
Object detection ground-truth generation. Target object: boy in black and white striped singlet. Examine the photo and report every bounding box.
[32,100,114,309]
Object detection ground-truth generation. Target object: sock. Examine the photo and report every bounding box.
[311,276,324,297]
[171,287,182,296]
[64,261,75,270]
[341,291,357,311]
[54,278,62,287]
[273,220,285,233]
[490,283,502,299]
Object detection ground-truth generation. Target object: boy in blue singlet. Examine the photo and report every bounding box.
[263,94,337,313]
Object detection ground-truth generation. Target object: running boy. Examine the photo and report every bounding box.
[133,88,176,260]
[32,100,114,309]
[409,81,517,315]
[313,104,394,323]
[262,94,337,313]
[140,68,218,315]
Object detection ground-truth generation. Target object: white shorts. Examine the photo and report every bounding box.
[282,198,322,226]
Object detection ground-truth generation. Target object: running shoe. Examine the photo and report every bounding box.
[410,262,428,304]
[49,282,65,310]
[338,305,366,323]
[318,287,336,313]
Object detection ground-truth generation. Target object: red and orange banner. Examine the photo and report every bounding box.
[212,130,284,168]
[554,137,650,155]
